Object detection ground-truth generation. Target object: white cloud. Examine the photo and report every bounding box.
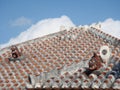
[1,15,75,48]
[11,16,32,26]
[0,16,120,49]
[101,18,120,39]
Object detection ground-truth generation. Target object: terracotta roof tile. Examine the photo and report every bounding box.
[0,26,120,89]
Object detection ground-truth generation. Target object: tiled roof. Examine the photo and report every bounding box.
[0,26,120,89]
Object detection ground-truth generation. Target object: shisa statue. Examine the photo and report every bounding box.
[84,46,111,76]
[8,45,24,62]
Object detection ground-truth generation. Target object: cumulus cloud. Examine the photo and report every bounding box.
[0,16,120,49]
[101,18,120,39]
[11,16,32,27]
[1,15,75,48]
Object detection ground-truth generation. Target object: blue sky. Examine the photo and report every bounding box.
[0,0,120,45]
